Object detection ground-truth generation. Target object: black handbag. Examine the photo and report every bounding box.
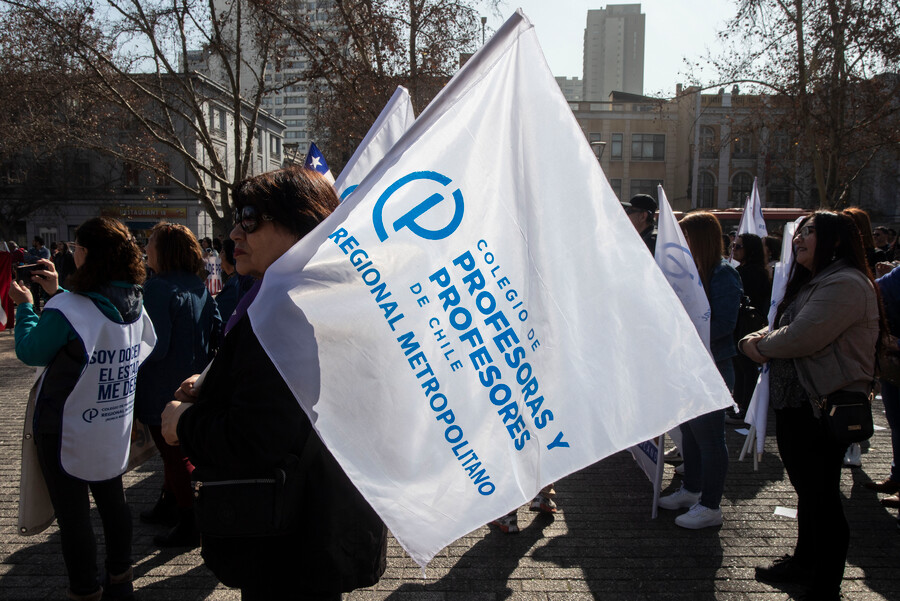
[817,389,875,446]
[194,434,320,538]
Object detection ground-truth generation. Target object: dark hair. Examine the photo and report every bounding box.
[33,236,44,246]
[66,217,145,292]
[680,211,724,294]
[212,237,222,253]
[764,235,782,262]
[232,166,339,239]
[843,207,875,250]
[222,238,236,266]
[737,233,766,269]
[777,211,870,321]
[148,222,205,276]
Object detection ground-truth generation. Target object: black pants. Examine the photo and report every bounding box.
[35,433,132,595]
[774,405,848,596]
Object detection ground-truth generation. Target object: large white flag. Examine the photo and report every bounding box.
[249,10,732,567]
[334,86,415,201]
[654,185,711,350]
[744,220,799,454]
[737,177,768,238]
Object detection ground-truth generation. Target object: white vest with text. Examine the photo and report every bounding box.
[41,292,156,481]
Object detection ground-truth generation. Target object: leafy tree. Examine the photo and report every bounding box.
[700,0,900,209]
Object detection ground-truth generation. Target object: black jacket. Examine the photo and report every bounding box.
[177,314,387,593]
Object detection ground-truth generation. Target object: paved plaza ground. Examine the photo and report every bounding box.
[1,329,898,600]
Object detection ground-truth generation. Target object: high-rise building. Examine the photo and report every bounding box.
[582,4,645,101]
[555,77,583,102]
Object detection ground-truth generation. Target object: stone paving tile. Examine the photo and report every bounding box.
[1,330,899,600]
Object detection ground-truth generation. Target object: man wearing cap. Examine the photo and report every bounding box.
[622,194,658,255]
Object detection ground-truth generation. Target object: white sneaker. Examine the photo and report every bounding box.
[843,443,861,467]
[658,486,701,510]
[675,503,723,529]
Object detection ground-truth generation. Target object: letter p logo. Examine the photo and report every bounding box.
[372,171,464,242]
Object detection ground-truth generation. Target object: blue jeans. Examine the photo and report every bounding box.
[882,379,900,481]
[680,358,734,510]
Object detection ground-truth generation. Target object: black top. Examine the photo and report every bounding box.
[178,315,386,593]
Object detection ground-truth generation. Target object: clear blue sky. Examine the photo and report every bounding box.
[485,1,739,97]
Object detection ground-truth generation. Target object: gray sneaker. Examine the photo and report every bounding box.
[658,486,701,510]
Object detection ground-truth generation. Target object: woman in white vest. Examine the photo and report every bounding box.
[10,217,156,601]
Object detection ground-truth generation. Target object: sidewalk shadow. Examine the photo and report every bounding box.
[531,452,725,601]
[2,506,221,601]
[845,466,900,600]
[381,512,555,600]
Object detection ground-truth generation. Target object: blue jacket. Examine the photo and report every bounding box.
[709,259,743,362]
[877,265,900,337]
[135,271,221,426]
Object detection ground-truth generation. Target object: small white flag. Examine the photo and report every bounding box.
[334,87,415,202]
[737,177,768,238]
[744,218,801,453]
[655,185,711,350]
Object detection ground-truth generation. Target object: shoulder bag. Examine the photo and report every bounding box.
[816,388,875,446]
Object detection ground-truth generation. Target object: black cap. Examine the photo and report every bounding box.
[624,194,657,213]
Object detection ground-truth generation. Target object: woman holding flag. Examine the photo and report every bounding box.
[160,166,386,600]
[741,211,880,601]
[657,211,742,529]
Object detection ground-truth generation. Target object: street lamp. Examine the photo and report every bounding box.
[590,141,607,161]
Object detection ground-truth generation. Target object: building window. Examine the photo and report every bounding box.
[270,135,281,157]
[285,131,307,139]
[588,132,602,143]
[732,135,754,159]
[123,162,140,188]
[73,161,90,187]
[768,179,791,207]
[630,179,663,200]
[700,126,717,158]
[610,133,623,160]
[284,96,305,105]
[698,171,715,208]
[730,172,753,207]
[283,108,306,116]
[209,107,225,135]
[609,178,622,200]
[631,134,665,161]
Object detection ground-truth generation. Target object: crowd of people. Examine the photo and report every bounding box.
[2,172,898,600]
[618,193,896,600]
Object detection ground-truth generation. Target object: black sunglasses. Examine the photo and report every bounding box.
[233,205,274,234]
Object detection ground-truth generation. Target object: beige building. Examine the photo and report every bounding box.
[572,86,802,213]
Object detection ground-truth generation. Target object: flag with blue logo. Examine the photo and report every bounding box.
[655,185,711,350]
[737,177,768,238]
[249,10,732,567]
[303,142,335,184]
[334,86,415,202]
